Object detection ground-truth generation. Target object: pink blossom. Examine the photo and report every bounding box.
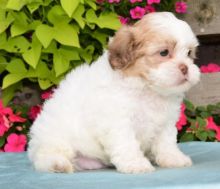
[41,90,53,100]
[206,117,220,141]
[28,105,42,121]
[176,103,187,131]
[0,123,9,136]
[147,0,160,5]
[108,0,120,3]
[175,1,187,13]
[8,113,26,123]
[145,5,156,13]
[4,133,27,152]
[200,63,220,73]
[130,6,146,19]
[119,16,129,25]
[0,100,13,115]
[130,0,142,3]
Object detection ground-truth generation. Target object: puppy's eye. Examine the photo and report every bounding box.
[160,49,169,57]
[188,50,192,57]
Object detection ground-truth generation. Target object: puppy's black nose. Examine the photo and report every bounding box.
[179,64,188,75]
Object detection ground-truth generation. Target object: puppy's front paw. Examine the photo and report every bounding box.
[116,158,155,174]
[156,153,192,168]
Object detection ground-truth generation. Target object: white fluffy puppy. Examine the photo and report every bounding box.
[28,12,200,174]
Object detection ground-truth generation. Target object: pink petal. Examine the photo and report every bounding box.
[7,133,19,144]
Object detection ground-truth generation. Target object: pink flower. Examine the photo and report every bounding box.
[200,63,220,73]
[4,133,27,152]
[119,16,129,25]
[130,6,146,19]
[147,0,160,5]
[108,0,120,3]
[0,123,9,136]
[130,0,142,3]
[8,113,26,123]
[176,103,187,131]
[28,105,42,121]
[206,117,220,141]
[0,100,13,115]
[175,1,187,13]
[145,5,156,13]
[41,90,53,100]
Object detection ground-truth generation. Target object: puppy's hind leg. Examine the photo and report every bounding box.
[28,141,75,173]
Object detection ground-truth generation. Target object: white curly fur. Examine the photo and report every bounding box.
[28,12,200,173]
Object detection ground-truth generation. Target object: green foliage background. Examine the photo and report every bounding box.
[0,0,121,105]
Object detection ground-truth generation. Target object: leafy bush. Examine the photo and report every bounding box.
[178,100,220,142]
[0,0,121,105]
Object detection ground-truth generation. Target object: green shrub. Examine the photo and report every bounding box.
[0,0,121,105]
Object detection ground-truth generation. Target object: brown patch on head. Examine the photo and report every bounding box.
[108,26,144,70]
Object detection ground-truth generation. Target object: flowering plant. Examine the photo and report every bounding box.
[177,100,220,142]
[97,0,188,24]
[0,100,30,152]
[177,63,220,142]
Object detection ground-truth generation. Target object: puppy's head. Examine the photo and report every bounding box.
[108,12,200,95]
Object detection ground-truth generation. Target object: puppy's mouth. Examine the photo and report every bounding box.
[177,78,188,85]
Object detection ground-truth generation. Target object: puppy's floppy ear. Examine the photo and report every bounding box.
[108,26,140,70]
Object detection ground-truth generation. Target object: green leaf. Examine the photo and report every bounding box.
[208,130,216,138]
[22,34,42,68]
[1,36,30,53]
[53,47,80,76]
[27,2,41,13]
[86,9,98,24]
[60,0,80,17]
[196,131,208,141]
[53,50,70,77]
[2,73,26,89]
[0,56,7,74]
[196,116,206,129]
[6,58,27,73]
[53,23,80,47]
[36,23,80,48]
[180,132,195,142]
[97,12,121,30]
[91,30,108,46]
[2,83,21,105]
[72,4,85,28]
[85,0,96,10]
[42,40,57,53]
[36,24,54,48]
[47,5,71,24]
[86,10,121,30]
[6,0,27,11]
[38,78,53,89]
[196,106,206,112]
[34,61,51,78]
[207,104,217,112]
[184,99,195,112]
[10,11,29,37]
[0,137,5,148]
[0,10,14,34]
[79,45,94,63]
[200,111,210,118]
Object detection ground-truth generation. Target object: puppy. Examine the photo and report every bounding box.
[28,12,200,173]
